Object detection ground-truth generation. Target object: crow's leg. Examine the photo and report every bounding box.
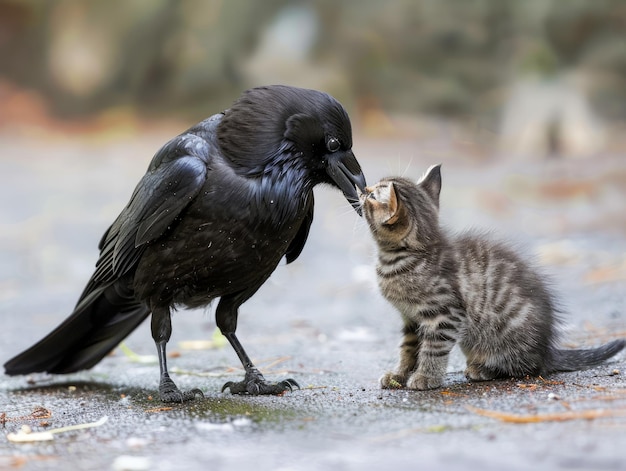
[216,296,299,395]
[151,305,203,402]
[221,332,299,395]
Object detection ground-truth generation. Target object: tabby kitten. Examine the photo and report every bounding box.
[361,164,624,390]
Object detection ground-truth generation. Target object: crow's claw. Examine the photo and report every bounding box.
[159,377,204,403]
[221,368,299,395]
[283,378,300,391]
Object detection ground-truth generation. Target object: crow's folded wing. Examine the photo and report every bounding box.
[285,195,314,264]
[93,134,210,284]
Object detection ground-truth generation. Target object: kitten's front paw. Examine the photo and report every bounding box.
[380,372,406,389]
[406,373,442,390]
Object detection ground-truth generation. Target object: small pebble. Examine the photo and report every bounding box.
[126,437,150,449]
[112,455,151,471]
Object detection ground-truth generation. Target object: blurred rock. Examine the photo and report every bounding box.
[499,74,605,159]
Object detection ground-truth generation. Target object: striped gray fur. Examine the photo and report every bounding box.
[361,164,625,390]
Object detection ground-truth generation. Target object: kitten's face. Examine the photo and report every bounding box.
[360,179,410,247]
[360,165,442,250]
[360,180,397,224]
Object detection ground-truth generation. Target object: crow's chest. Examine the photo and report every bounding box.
[133,194,307,305]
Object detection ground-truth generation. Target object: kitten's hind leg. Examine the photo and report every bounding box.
[380,324,421,389]
[465,362,504,382]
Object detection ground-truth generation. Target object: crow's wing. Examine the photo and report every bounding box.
[92,134,210,285]
[285,194,314,264]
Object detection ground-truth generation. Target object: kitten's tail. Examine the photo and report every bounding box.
[547,339,625,373]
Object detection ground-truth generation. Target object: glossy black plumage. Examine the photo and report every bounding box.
[5,85,366,401]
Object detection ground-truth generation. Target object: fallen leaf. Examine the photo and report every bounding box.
[118,343,157,364]
[584,265,626,284]
[440,390,465,397]
[466,405,626,423]
[144,407,174,414]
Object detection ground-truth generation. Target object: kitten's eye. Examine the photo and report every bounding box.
[326,137,340,153]
[367,192,376,200]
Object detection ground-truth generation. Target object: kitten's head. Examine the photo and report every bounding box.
[360,164,442,250]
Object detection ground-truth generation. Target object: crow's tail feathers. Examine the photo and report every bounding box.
[4,279,150,375]
[547,339,625,373]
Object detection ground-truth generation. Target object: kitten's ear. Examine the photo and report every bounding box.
[384,182,401,225]
[417,164,442,205]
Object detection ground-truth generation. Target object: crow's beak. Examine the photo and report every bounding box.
[326,150,367,216]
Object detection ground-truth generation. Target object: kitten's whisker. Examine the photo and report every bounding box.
[351,210,368,236]
[385,153,402,177]
[400,155,414,178]
[337,202,359,219]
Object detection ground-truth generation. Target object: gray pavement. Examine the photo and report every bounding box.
[1,129,625,470]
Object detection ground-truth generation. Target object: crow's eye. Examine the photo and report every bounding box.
[326,137,340,153]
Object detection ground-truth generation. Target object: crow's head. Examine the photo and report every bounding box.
[218,85,367,214]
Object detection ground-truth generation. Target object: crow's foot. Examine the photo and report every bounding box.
[221,368,299,395]
[159,377,204,403]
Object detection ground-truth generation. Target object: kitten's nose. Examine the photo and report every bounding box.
[358,186,375,201]
[363,186,377,200]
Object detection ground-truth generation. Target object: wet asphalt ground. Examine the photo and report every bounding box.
[1,128,625,470]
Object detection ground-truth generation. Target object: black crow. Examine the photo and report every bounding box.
[4,85,367,402]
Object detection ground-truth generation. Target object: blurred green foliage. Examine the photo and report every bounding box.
[0,0,625,122]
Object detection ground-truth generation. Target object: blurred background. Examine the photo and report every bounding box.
[1,4,625,467]
[1,0,625,321]
[1,0,626,158]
